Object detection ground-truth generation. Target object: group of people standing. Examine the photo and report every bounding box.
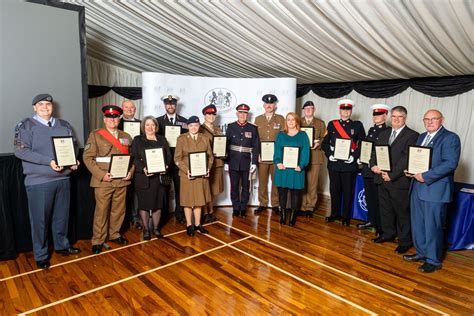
[14,93,460,274]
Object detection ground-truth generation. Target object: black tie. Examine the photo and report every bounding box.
[170,117,174,125]
[47,121,52,127]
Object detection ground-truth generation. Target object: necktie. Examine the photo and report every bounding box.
[422,135,432,146]
[170,117,174,125]
[389,130,396,145]
[47,121,52,127]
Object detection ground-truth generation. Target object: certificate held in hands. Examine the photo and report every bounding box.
[189,151,208,177]
[108,154,131,179]
[375,145,391,172]
[145,148,166,173]
[212,135,227,158]
[165,125,181,147]
[334,138,351,160]
[282,146,300,169]
[408,146,432,174]
[260,141,274,162]
[359,141,373,164]
[300,127,314,147]
[123,121,141,139]
[51,136,76,167]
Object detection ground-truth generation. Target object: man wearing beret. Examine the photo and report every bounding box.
[83,105,134,254]
[14,93,81,269]
[322,99,366,226]
[254,94,285,215]
[300,101,326,217]
[225,104,260,217]
[156,95,188,224]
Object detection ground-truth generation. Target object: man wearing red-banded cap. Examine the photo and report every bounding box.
[322,99,366,226]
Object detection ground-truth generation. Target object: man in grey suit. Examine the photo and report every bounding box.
[370,106,419,254]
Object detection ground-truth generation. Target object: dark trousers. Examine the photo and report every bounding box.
[26,179,71,261]
[328,170,356,219]
[378,184,412,246]
[363,177,382,232]
[277,187,301,210]
[229,169,250,211]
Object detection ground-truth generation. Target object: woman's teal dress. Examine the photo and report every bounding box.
[273,131,310,189]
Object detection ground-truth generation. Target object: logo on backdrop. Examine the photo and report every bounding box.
[204,88,236,113]
[358,189,367,212]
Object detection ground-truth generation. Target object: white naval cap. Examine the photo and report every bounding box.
[337,99,354,109]
[371,104,390,115]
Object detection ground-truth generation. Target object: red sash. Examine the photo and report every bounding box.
[96,129,129,154]
[332,120,357,151]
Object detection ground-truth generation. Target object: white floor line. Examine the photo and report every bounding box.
[204,234,376,315]
[18,235,252,315]
[217,221,448,316]
[1,223,217,283]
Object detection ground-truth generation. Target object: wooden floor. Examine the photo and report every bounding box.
[1,208,473,315]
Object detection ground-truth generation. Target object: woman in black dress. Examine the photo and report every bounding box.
[131,116,171,240]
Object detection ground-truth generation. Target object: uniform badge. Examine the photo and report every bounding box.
[245,132,252,138]
[84,143,91,151]
[351,129,354,135]
[120,138,129,145]
[273,123,280,129]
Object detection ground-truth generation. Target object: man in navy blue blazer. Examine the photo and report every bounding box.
[403,109,461,273]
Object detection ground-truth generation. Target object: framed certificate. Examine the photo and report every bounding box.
[334,138,351,161]
[123,121,141,139]
[375,145,392,172]
[359,141,373,164]
[300,126,314,146]
[51,136,76,167]
[407,146,432,174]
[189,151,208,177]
[108,154,131,179]
[282,146,300,169]
[145,147,166,174]
[165,125,181,147]
[260,141,275,162]
[212,135,227,158]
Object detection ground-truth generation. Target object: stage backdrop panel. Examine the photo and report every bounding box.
[142,73,296,206]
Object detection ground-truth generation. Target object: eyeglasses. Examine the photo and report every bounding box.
[423,117,442,123]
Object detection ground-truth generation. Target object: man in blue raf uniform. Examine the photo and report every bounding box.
[357,104,390,236]
[225,104,260,217]
[322,99,366,226]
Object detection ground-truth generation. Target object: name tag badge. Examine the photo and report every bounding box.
[245,132,252,138]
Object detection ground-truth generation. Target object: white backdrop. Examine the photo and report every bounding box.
[142,73,297,206]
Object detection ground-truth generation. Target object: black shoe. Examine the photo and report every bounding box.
[239,210,247,218]
[372,236,395,243]
[342,219,351,226]
[403,254,426,262]
[134,221,143,230]
[394,244,412,254]
[325,215,337,223]
[55,247,81,256]
[356,222,373,230]
[232,209,239,217]
[289,209,297,226]
[186,225,195,236]
[110,236,128,245]
[153,229,164,239]
[176,217,185,224]
[36,259,50,270]
[305,210,314,218]
[195,224,209,234]
[279,207,287,225]
[418,262,442,273]
[143,230,151,241]
[255,206,266,214]
[272,207,280,215]
[92,244,103,254]
[204,213,217,223]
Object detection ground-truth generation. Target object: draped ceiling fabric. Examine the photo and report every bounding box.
[63,0,472,83]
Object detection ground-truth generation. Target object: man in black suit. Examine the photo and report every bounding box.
[370,106,419,254]
[156,95,188,224]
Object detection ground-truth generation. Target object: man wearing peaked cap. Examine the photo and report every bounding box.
[202,104,217,115]
[156,94,188,224]
[83,104,134,254]
[357,104,390,235]
[322,99,366,226]
[254,94,285,215]
[236,103,250,112]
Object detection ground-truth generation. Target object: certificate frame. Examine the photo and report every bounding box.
[212,135,227,158]
[188,151,208,177]
[282,146,300,169]
[165,125,181,147]
[375,145,392,172]
[407,146,432,175]
[108,154,131,179]
[51,136,76,167]
[260,141,275,162]
[359,141,373,165]
[300,126,314,147]
[334,138,351,161]
[145,147,166,174]
[123,121,141,139]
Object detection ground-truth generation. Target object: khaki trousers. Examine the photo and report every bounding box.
[257,163,279,207]
[301,164,321,210]
[92,186,127,245]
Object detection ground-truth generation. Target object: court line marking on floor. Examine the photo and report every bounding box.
[18,235,252,315]
[0,222,218,283]
[204,233,376,315]
[217,221,448,316]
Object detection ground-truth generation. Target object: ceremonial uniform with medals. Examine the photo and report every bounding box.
[254,94,285,213]
[226,104,260,217]
[322,99,366,226]
[156,95,188,223]
[83,105,134,254]
[300,101,327,215]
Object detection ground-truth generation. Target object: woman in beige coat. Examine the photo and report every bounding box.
[174,116,214,236]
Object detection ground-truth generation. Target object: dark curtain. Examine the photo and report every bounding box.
[88,86,142,100]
